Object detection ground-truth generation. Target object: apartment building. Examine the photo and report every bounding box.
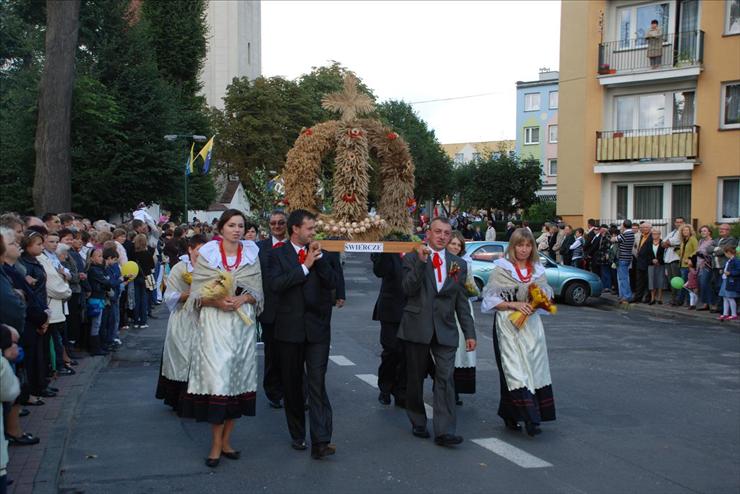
[515,69,559,200]
[442,140,516,165]
[558,0,739,232]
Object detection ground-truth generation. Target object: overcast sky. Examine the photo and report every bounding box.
[261,0,561,144]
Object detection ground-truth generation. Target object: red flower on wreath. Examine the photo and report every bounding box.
[406,198,416,208]
[348,128,362,138]
[448,261,461,282]
[387,132,398,140]
[302,127,313,136]
[342,193,356,203]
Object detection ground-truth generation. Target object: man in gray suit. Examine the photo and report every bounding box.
[398,217,476,446]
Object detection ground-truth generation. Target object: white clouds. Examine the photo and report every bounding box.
[262,0,560,143]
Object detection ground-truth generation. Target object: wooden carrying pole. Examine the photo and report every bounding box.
[319,240,421,254]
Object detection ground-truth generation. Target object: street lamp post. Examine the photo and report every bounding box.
[164,134,207,223]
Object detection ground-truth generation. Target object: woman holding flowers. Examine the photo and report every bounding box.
[156,234,207,410]
[481,228,556,437]
[177,210,263,468]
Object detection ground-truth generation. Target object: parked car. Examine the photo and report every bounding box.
[465,241,602,306]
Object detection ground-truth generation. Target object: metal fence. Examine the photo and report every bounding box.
[598,30,704,74]
[599,218,673,237]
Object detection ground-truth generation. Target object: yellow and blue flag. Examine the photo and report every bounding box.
[184,142,195,176]
[196,136,214,174]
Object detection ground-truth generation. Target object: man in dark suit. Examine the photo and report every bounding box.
[399,217,476,447]
[371,253,406,407]
[270,209,340,459]
[634,222,653,303]
[256,211,289,408]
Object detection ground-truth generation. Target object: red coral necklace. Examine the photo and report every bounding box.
[514,261,533,283]
[219,240,242,272]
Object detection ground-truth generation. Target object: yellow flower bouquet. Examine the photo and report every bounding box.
[508,283,557,329]
[201,271,253,326]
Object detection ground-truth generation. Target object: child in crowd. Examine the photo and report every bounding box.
[85,248,114,355]
[684,255,699,310]
[102,246,123,351]
[718,245,740,322]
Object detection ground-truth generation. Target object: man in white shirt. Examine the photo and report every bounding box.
[485,221,497,241]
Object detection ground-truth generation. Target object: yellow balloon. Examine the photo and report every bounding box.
[121,261,139,278]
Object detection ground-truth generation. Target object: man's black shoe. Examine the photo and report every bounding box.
[434,434,463,447]
[412,426,430,438]
[310,442,336,459]
[378,392,391,405]
[268,399,283,409]
[291,439,307,451]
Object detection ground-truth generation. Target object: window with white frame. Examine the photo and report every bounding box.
[548,159,557,176]
[634,185,664,218]
[524,93,540,111]
[549,91,558,109]
[617,2,669,47]
[726,0,740,35]
[615,89,696,132]
[719,178,740,220]
[524,127,540,145]
[454,153,465,164]
[472,152,481,162]
[548,124,558,143]
[720,82,740,129]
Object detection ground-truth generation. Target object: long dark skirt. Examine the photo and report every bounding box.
[453,367,476,394]
[492,318,555,424]
[20,327,51,396]
[177,392,256,425]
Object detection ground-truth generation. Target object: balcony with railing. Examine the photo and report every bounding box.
[595,125,699,163]
[597,30,704,85]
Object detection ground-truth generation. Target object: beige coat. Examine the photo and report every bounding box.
[646,26,663,58]
[40,254,72,324]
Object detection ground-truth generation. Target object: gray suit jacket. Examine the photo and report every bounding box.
[397,251,476,347]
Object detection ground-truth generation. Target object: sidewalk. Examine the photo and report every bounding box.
[6,351,109,494]
[596,290,738,324]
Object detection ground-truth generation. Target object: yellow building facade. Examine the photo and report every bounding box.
[558,0,740,232]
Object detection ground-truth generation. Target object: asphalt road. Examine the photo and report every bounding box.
[56,254,740,494]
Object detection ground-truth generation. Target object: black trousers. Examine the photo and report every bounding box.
[378,321,406,401]
[635,268,649,302]
[260,322,283,403]
[277,340,332,445]
[67,293,82,343]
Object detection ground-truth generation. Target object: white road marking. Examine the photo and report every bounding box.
[355,374,378,388]
[472,438,553,469]
[355,374,434,416]
[329,355,356,366]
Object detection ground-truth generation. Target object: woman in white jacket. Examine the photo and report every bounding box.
[40,236,73,378]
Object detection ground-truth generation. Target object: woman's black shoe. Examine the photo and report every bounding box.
[39,389,57,398]
[5,432,40,446]
[221,450,240,460]
[47,386,59,393]
[205,457,220,468]
[525,422,542,437]
[19,408,30,417]
[504,419,522,431]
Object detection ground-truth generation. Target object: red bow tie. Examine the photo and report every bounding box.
[432,252,443,282]
[273,241,285,249]
[298,248,307,265]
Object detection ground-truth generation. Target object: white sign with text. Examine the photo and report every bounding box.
[343,242,384,253]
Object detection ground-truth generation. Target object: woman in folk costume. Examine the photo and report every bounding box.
[481,228,556,437]
[156,234,207,410]
[177,210,264,468]
[446,231,477,406]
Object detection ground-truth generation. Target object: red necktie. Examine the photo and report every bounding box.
[273,241,285,249]
[298,248,307,265]
[432,252,443,282]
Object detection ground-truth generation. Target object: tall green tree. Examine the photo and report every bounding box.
[459,154,542,216]
[376,100,453,213]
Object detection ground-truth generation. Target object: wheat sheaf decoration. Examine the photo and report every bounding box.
[282,73,415,241]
